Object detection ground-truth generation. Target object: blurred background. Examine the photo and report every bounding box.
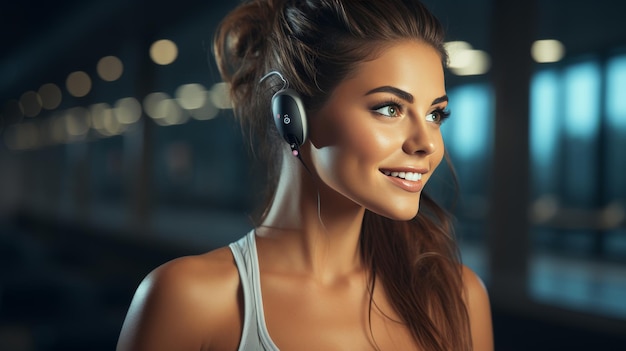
[0,0,625,350]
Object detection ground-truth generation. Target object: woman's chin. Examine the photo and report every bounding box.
[369,203,420,222]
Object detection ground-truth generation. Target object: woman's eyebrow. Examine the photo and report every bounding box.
[431,95,448,106]
[365,87,448,107]
[365,86,414,103]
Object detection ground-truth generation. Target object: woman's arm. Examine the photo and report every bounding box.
[463,266,494,351]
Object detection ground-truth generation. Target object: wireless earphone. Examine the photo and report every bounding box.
[259,71,308,156]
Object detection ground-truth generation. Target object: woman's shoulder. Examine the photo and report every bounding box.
[460,265,487,297]
[116,246,243,351]
[147,247,242,309]
[151,245,240,291]
[461,265,494,351]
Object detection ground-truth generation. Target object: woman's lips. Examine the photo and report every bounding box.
[380,169,425,193]
[381,170,422,181]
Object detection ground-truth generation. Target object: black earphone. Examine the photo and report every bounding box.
[260,71,308,156]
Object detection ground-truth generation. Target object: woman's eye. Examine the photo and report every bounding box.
[373,104,401,117]
[425,111,440,122]
[426,109,450,124]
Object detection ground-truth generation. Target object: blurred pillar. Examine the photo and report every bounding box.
[594,55,608,257]
[488,0,537,302]
[69,142,91,222]
[125,117,154,233]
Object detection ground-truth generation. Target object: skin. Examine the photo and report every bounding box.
[116,40,493,351]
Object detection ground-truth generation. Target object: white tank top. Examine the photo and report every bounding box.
[229,230,281,351]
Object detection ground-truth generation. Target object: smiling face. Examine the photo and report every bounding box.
[306,40,447,220]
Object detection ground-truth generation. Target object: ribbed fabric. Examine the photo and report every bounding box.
[229,230,281,351]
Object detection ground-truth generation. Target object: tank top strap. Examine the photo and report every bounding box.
[229,230,280,351]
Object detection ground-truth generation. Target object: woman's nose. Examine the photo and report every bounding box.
[402,120,437,155]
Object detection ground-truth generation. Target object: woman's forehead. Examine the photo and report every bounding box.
[334,41,446,102]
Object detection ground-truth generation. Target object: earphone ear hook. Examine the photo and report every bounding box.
[259,70,307,161]
[259,70,289,90]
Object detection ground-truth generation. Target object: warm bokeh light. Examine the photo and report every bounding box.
[531,195,559,224]
[189,92,219,120]
[209,82,233,109]
[154,99,187,126]
[142,91,189,126]
[19,91,42,117]
[143,92,170,119]
[66,71,92,97]
[90,103,113,134]
[90,102,125,136]
[97,55,124,81]
[64,107,91,137]
[150,39,178,65]
[531,39,566,63]
[445,40,473,68]
[175,83,207,110]
[601,202,626,229]
[114,97,142,124]
[445,41,491,76]
[38,83,62,110]
[103,111,125,135]
[451,52,491,75]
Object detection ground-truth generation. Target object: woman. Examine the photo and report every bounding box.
[117,0,493,350]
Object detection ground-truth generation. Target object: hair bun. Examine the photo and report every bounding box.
[214,0,283,82]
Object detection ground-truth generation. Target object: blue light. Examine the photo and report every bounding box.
[563,61,601,140]
[606,55,626,131]
[530,70,560,168]
[444,84,492,161]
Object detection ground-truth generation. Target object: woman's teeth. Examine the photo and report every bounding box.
[382,171,422,181]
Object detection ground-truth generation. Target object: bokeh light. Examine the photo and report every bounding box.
[531,39,566,63]
[97,55,124,82]
[38,83,62,110]
[19,91,42,117]
[189,92,219,121]
[445,41,491,76]
[209,82,233,109]
[175,83,207,110]
[64,106,91,138]
[143,92,170,119]
[150,39,178,65]
[114,97,142,124]
[66,71,92,97]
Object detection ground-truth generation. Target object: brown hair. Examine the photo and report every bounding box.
[213,0,471,350]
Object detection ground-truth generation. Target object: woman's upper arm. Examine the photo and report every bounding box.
[116,253,238,351]
[463,266,494,351]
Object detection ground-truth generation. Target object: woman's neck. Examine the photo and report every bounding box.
[257,152,366,283]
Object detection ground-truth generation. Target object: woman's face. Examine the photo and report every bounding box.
[307,40,447,220]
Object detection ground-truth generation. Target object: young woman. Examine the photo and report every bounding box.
[117,0,493,350]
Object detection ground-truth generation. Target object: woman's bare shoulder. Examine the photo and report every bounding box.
[155,246,240,288]
[116,246,242,351]
[461,265,494,351]
[147,246,241,305]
